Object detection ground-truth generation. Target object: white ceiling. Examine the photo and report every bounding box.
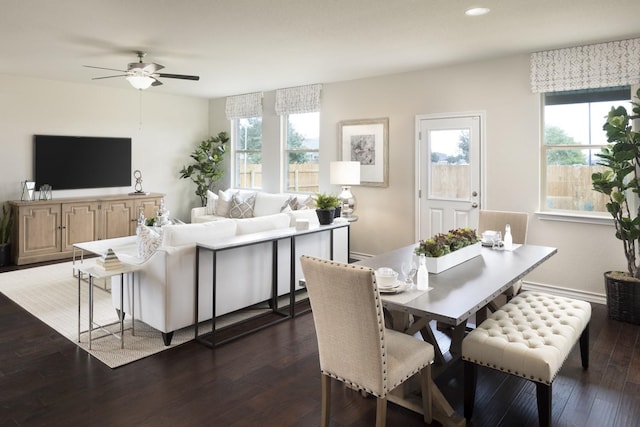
[2,0,640,99]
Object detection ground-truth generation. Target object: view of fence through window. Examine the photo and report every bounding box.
[285,112,319,193]
[429,129,471,200]
[235,117,262,189]
[544,95,631,213]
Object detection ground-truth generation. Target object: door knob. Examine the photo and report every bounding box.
[471,202,478,208]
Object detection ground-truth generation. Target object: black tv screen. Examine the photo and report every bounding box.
[34,135,132,190]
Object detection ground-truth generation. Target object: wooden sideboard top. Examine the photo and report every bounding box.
[8,192,164,207]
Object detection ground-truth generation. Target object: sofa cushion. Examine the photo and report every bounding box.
[205,190,218,215]
[296,195,315,210]
[229,192,256,218]
[215,190,237,217]
[235,213,292,235]
[253,192,293,217]
[162,220,237,247]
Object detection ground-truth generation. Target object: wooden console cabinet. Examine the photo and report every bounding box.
[9,193,163,265]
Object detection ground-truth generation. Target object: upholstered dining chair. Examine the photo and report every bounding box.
[478,210,529,303]
[300,255,434,427]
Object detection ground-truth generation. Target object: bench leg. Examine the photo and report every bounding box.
[464,361,477,420]
[535,382,552,427]
[580,322,589,370]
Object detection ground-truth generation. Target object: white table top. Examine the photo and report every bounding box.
[357,244,557,325]
[74,261,141,279]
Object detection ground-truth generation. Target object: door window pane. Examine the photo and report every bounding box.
[428,129,471,200]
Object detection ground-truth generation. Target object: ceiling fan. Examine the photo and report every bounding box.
[84,51,200,90]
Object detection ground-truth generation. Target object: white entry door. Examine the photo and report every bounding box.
[416,114,482,240]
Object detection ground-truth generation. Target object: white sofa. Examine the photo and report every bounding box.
[191,189,315,223]
[108,210,348,345]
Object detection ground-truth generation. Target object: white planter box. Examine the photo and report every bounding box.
[425,242,482,274]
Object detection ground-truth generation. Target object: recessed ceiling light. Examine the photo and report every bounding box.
[465,7,490,16]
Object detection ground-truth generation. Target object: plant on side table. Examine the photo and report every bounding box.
[179,132,230,207]
[0,203,13,267]
[592,88,640,324]
[313,193,340,225]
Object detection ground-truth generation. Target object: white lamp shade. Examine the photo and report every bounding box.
[330,161,361,185]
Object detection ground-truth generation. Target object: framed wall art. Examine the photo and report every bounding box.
[338,117,389,187]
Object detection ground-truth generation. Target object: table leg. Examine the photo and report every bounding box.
[131,272,135,337]
[120,273,124,349]
[77,271,81,343]
[89,275,93,350]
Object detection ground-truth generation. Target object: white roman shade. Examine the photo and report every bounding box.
[275,83,322,115]
[225,92,263,119]
[530,38,640,93]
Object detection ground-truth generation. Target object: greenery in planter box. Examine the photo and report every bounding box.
[179,132,230,207]
[414,228,480,257]
[592,89,640,278]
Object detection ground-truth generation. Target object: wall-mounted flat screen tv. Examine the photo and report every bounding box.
[34,135,132,190]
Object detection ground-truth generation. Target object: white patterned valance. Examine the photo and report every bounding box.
[275,84,322,115]
[530,38,640,93]
[225,92,263,119]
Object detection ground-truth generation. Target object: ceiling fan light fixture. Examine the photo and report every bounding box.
[126,75,154,90]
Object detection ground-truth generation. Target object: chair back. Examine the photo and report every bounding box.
[300,255,388,396]
[478,210,528,244]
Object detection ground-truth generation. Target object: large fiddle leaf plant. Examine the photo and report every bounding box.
[592,89,640,278]
[180,132,230,207]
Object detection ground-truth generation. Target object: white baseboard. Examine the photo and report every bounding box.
[350,252,606,305]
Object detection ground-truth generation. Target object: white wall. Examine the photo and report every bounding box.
[0,74,209,221]
[210,53,622,300]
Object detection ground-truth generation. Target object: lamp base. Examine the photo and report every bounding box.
[339,186,357,218]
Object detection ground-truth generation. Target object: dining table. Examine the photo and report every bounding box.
[356,243,557,427]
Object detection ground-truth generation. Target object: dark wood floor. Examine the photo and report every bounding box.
[1,286,640,427]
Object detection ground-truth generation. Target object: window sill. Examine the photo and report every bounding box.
[535,211,614,226]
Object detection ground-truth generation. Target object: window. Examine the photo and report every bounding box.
[542,87,631,214]
[283,112,319,193]
[234,117,262,189]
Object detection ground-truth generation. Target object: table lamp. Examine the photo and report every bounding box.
[330,161,361,218]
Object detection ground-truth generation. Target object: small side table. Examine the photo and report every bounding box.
[76,262,141,350]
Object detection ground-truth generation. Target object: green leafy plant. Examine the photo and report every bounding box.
[0,203,13,245]
[179,132,230,207]
[313,193,340,210]
[414,227,480,257]
[592,88,640,278]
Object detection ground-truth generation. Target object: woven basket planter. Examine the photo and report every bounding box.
[604,272,640,324]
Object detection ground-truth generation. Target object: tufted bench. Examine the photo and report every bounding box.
[462,291,591,427]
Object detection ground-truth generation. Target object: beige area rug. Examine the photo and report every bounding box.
[0,261,280,369]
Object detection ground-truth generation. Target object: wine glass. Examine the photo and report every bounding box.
[492,231,503,250]
[401,261,417,284]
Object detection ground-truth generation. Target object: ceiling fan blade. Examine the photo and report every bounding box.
[157,73,200,81]
[84,65,128,73]
[92,74,129,80]
[151,78,163,87]
[144,62,164,73]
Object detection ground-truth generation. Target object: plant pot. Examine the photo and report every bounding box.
[425,242,482,274]
[0,243,11,267]
[316,208,335,225]
[604,272,640,324]
[334,206,342,218]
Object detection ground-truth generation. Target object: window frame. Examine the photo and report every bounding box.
[540,86,631,218]
[232,116,263,190]
[281,111,320,194]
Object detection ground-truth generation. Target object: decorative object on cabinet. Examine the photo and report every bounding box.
[39,184,52,200]
[338,117,389,187]
[130,170,149,195]
[179,132,230,207]
[21,180,36,201]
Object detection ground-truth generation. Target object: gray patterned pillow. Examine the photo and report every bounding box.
[137,225,163,259]
[229,193,256,218]
[280,196,297,212]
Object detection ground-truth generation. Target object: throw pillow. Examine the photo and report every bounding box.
[215,190,236,217]
[296,196,315,210]
[205,190,218,215]
[229,193,256,218]
[280,196,297,212]
[137,225,163,260]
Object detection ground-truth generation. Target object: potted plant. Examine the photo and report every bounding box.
[591,88,640,323]
[0,203,13,267]
[313,193,340,225]
[179,132,230,207]
[414,228,481,273]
